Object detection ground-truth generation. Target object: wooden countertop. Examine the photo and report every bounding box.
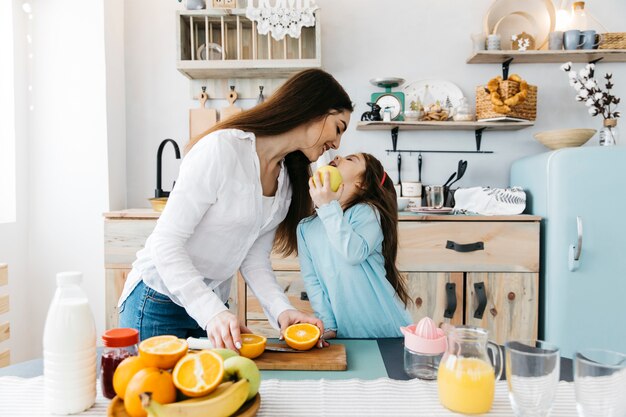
[104,209,540,222]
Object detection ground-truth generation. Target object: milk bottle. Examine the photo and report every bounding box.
[43,271,96,414]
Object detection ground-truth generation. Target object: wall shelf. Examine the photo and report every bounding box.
[176,10,321,80]
[357,121,534,154]
[467,49,626,64]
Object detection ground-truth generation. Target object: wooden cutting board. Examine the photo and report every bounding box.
[189,89,217,140]
[253,343,347,371]
[221,87,243,121]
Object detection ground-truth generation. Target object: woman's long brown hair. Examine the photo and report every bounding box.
[343,153,410,307]
[185,69,353,256]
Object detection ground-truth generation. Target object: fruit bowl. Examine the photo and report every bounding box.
[533,128,596,150]
[148,197,168,212]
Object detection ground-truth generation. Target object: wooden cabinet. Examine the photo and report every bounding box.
[103,210,540,344]
[242,215,541,344]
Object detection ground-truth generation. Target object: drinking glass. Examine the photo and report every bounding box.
[429,185,444,208]
[575,349,626,417]
[505,340,560,417]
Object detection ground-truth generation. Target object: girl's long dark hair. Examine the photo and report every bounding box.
[344,153,410,307]
[185,69,353,256]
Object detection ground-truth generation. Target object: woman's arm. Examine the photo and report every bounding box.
[316,201,383,265]
[296,224,338,332]
[148,137,231,330]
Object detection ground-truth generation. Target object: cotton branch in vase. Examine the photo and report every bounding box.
[560,62,621,120]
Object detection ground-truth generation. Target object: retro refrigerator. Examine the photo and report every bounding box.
[511,146,626,358]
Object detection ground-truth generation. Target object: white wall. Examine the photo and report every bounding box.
[125,0,626,209]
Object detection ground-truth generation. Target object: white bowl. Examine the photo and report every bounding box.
[397,197,411,211]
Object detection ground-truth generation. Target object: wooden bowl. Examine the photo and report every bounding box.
[533,128,596,150]
[148,197,168,212]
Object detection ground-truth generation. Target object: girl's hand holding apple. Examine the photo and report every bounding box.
[309,167,344,208]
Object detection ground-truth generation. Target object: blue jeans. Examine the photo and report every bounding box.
[119,280,207,341]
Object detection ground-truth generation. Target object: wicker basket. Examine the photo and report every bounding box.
[599,32,626,50]
[475,80,537,121]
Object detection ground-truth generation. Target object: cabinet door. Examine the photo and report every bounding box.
[105,268,131,329]
[405,272,464,327]
[245,271,313,338]
[465,272,539,344]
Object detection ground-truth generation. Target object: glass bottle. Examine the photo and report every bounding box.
[437,326,503,414]
[599,118,619,146]
[100,328,139,399]
[570,1,588,31]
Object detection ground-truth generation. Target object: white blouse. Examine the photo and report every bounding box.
[118,129,294,330]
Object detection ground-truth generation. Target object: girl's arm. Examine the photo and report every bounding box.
[316,200,383,265]
[297,224,338,332]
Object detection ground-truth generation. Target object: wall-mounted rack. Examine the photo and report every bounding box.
[467,49,626,65]
[356,121,534,154]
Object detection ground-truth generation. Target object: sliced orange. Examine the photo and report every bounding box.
[172,350,224,397]
[284,323,321,351]
[138,335,188,369]
[239,334,266,359]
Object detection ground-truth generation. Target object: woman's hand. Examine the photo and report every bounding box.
[277,309,327,348]
[206,310,252,351]
[309,170,344,208]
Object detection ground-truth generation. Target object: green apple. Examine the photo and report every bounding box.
[313,165,343,192]
[211,348,239,361]
[223,356,261,401]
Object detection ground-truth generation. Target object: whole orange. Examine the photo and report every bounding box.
[124,368,176,417]
[113,356,146,399]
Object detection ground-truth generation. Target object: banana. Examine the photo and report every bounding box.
[141,379,249,417]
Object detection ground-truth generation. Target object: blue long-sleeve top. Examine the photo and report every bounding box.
[296,200,412,338]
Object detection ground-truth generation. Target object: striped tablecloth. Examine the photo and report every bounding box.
[0,376,577,416]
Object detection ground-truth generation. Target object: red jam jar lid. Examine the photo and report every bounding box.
[102,328,139,347]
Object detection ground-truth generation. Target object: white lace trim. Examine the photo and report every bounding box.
[246,0,318,41]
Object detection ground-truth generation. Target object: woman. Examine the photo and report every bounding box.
[118,69,353,352]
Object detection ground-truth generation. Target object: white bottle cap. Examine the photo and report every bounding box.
[56,271,82,287]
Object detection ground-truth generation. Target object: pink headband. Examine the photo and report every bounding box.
[380,171,387,186]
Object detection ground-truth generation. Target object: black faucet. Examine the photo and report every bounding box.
[155,138,181,198]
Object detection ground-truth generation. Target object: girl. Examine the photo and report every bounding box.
[118,69,353,350]
[297,153,412,339]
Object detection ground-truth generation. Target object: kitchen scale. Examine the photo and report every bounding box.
[370,77,405,121]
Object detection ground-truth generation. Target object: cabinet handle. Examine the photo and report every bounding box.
[446,240,484,253]
[474,282,487,319]
[444,283,457,319]
[300,291,309,301]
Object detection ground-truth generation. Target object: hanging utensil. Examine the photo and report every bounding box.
[418,153,423,182]
[397,154,402,187]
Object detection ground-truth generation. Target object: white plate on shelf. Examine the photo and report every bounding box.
[402,80,464,109]
[410,207,454,214]
[493,11,538,50]
[197,43,225,60]
[484,0,555,50]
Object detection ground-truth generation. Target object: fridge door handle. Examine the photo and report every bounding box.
[568,216,583,271]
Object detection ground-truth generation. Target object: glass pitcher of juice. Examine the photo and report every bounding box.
[437,326,503,414]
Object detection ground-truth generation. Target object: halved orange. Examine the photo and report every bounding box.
[239,334,266,359]
[172,350,224,397]
[138,335,188,370]
[284,323,321,351]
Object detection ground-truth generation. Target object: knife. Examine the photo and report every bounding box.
[186,337,305,353]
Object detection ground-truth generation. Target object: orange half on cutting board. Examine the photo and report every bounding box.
[284,323,321,351]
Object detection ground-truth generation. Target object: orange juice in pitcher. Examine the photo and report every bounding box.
[437,327,502,414]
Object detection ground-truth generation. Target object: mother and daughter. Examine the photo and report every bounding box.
[118,68,412,351]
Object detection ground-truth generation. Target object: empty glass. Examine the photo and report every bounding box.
[575,349,626,417]
[428,185,445,208]
[505,340,560,417]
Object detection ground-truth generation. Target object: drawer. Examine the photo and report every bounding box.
[397,222,539,272]
[104,219,156,267]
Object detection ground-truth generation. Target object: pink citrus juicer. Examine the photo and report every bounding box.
[401,317,447,379]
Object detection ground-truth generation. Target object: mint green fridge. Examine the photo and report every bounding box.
[511,147,626,358]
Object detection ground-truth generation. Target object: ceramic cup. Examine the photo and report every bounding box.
[487,34,501,50]
[548,31,564,50]
[582,30,601,50]
[564,30,585,50]
[471,33,487,51]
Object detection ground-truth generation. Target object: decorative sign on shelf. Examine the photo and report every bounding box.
[246,0,318,41]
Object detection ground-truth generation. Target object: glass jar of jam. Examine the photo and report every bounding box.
[100,328,139,399]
